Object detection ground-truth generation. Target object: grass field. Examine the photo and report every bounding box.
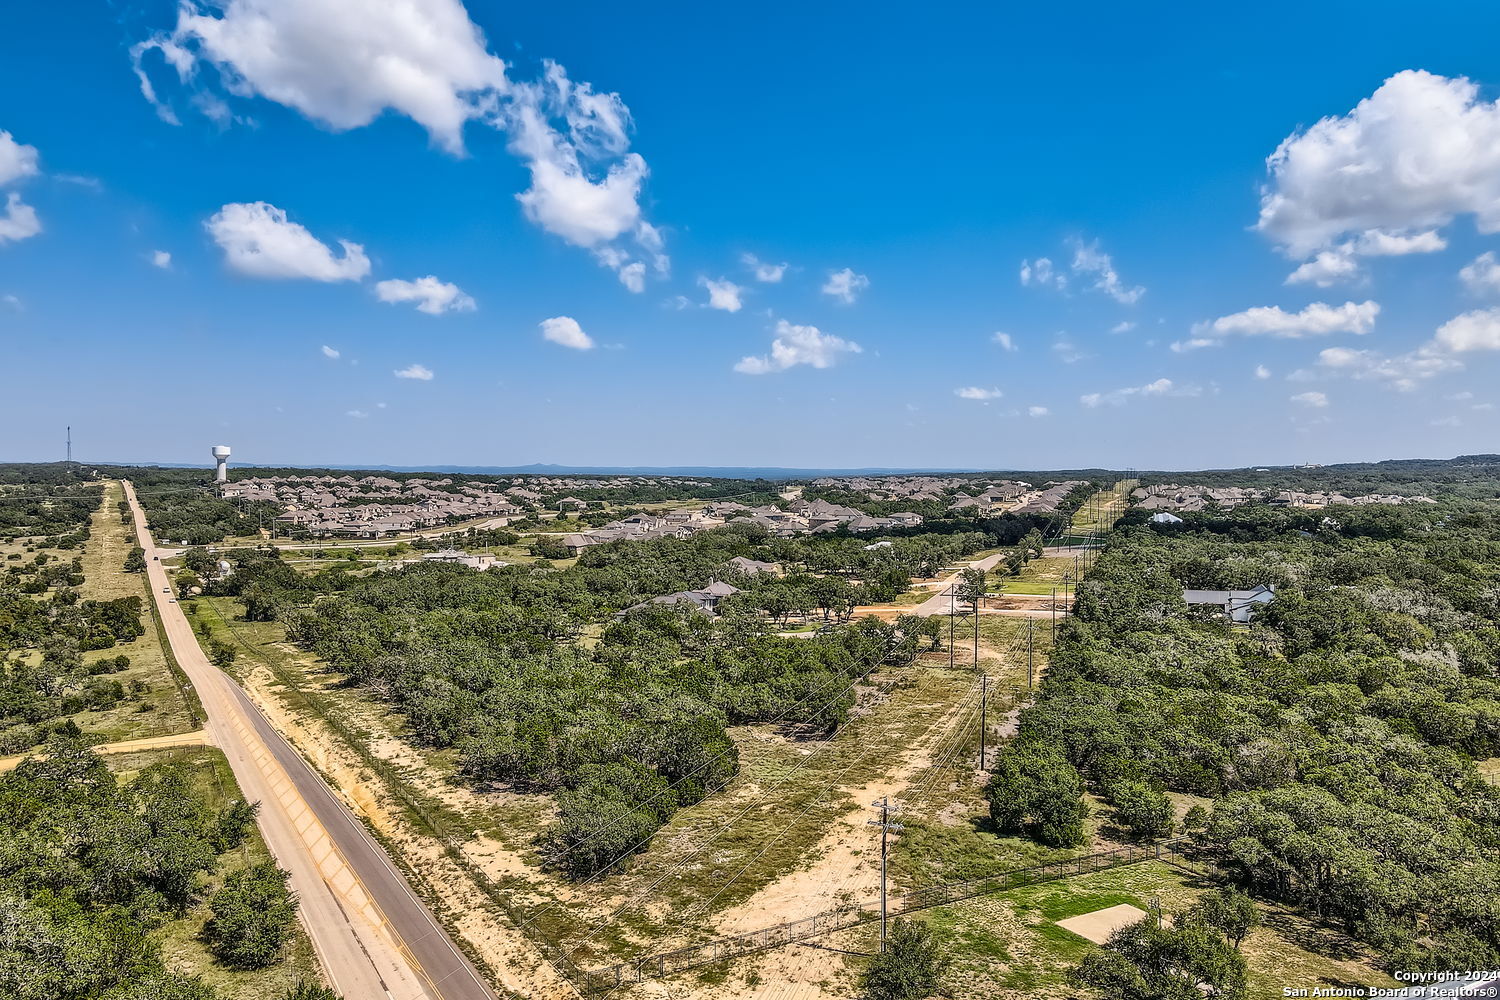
[918,861,1399,1000]
[109,746,325,998]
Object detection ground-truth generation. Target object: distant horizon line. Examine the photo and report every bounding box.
[12,453,1497,481]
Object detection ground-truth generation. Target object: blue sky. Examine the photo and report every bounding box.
[4,1,1500,471]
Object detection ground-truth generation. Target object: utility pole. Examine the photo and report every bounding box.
[868,798,903,952]
[979,674,988,769]
[948,584,954,670]
[1051,586,1057,637]
[65,426,71,464]
[1027,618,1035,688]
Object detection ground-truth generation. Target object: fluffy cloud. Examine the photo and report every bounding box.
[1023,240,1143,303]
[206,202,370,281]
[821,268,869,304]
[1434,307,1500,352]
[735,319,861,374]
[1080,377,1192,407]
[1028,405,1050,417]
[0,131,39,186]
[151,250,172,269]
[955,387,1002,401]
[321,345,340,359]
[1291,391,1329,408]
[1110,321,1137,334]
[540,315,594,350]
[1187,300,1379,346]
[699,276,744,313]
[1254,364,1272,379]
[0,193,41,246]
[1460,252,1500,296]
[1259,70,1500,259]
[394,363,434,380]
[992,331,1017,351]
[132,0,508,153]
[375,275,476,315]
[135,4,665,286]
[742,253,787,283]
[1284,229,1447,287]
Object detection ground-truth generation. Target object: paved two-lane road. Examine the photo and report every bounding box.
[124,482,498,1000]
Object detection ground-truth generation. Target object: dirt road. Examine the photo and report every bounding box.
[0,729,208,772]
[124,481,498,1000]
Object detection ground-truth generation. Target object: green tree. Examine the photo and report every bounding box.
[1182,887,1261,950]
[861,918,949,1000]
[207,639,237,669]
[986,746,1088,847]
[123,546,147,573]
[205,862,298,969]
[1110,780,1176,839]
[1074,916,1247,1000]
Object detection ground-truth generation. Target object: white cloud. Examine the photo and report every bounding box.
[375,275,476,315]
[134,5,665,283]
[1023,240,1142,303]
[151,249,172,269]
[0,193,41,246]
[1285,250,1363,288]
[615,261,645,293]
[1314,345,1460,391]
[132,0,508,153]
[1019,257,1064,290]
[1190,300,1379,345]
[821,267,869,304]
[1027,405,1049,417]
[700,276,744,313]
[1474,402,1495,411]
[1259,70,1500,258]
[206,201,369,281]
[1291,391,1329,408]
[955,387,1003,401]
[347,409,369,418]
[992,331,1017,351]
[1460,252,1500,296]
[321,345,340,359]
[1285,230,1447,287]
[0,131,39,186]
[1254,365,1272,379]
[1080,377,1192,407]
[735,319,861,374]
[1434,307,1500,352]
[1070,239,1143,304]
[540,315,594,350]
[1109,321,1137,334]
[742,253,787,283]
[2,294,21,310]
[1448,391,1474,401]
[394,363,434,380]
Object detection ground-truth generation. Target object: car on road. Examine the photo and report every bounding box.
[169,598,177,603]
[162,587,170,593]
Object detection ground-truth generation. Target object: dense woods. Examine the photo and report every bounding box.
[0,740,271,999]
[1010,499,1500,971]
[208,522,984,874]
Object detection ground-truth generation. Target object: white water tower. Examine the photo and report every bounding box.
[212,445,231,483]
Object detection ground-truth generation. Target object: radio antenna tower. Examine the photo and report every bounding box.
[66,426,71,464]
